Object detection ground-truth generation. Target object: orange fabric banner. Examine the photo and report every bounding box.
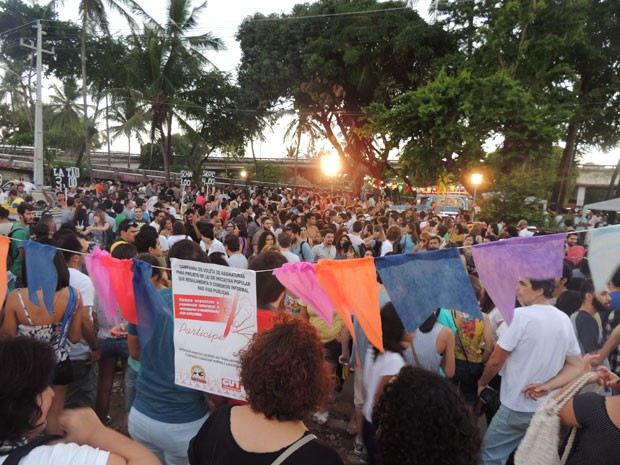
[102,255,138,324]
[0,235,9,309]
[315,257,383,352]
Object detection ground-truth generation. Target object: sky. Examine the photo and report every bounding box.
[54,0,620,167]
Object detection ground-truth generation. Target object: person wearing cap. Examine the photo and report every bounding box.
[110,218,139,252]
[517,219,534,237]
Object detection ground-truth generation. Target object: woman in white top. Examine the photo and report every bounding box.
[0,337,158,465]
[362,302,408,465]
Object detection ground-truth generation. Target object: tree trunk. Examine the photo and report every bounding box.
[127,137,131,169]
[250,139,258,174]
[608,158,620,199]
[105,94,111,167]
[551,120,579,209]
[81,18,93,181]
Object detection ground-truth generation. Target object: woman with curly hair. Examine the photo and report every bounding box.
[188,315,344,465]
[372,365,481,465]
[256,230,277,255]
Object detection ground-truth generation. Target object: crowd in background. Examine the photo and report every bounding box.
[1,178,620,465]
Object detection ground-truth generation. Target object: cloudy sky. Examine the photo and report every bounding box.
[55,0,618,166]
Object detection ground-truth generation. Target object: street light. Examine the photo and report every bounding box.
[321,153,341,196]
[471,173,483,221]
[240,169,248,180]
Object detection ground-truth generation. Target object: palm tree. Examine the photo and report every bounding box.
[48,0,140,174]
[78,0,139,177]
[107,94,148,168]
[0,60,34,131]
[46,80,87,160]
[283,110,321,180]
[126,0,224,181]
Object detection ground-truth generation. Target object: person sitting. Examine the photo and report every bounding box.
[0,336,158,465]
[188,314,344,465]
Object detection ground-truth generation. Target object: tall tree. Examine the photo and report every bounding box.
[126,0,224,181]
[236,0,455,191]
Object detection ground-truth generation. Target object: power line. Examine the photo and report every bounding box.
[0,20,40,39]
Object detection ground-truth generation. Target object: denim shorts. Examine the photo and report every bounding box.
[99,337,129,360]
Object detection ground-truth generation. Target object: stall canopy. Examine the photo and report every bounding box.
[584,198,620,212]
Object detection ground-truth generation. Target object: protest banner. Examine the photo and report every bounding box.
[171,258,257,400]
[180,170,193,187]
[52,166,80,189]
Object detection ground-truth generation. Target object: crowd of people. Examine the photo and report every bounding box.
[1,178,620,465]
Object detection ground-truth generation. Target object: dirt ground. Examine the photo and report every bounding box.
[108,371,364,465]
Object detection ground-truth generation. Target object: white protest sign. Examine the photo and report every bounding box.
[171,258,257,400]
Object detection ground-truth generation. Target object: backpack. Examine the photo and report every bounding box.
[298,240,308,261]
[6,225,25,270]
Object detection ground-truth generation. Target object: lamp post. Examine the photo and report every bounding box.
[471,173,483,221]
[321,153,341,197]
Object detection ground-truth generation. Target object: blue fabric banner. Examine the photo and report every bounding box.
[375,249,481,332]
[132,259,169,352]
[22,241,58,314]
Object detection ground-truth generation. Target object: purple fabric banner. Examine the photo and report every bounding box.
[84,247,119,326]
[472,234,565,324]
[273,261,334,326]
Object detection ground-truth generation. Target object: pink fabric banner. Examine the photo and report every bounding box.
[273,261,334,326]
[84,247,119,326]
[472,234,565,324]
[102,254,138,324]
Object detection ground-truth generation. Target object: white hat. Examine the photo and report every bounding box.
[208,241,226,256]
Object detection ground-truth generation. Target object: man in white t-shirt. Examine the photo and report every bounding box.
[477,278,582,465]
[517,219,534,237]
[60,234,100,409]
[224,234,248,269]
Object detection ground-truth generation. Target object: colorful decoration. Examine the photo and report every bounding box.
[589,225,620,293]
[273,262,335,326]
[315,257,383,352]
[85,247,119,326]
[472,235,565,325]
[0,236,10,309]
[22,241,58,314]
[375,249,481,332]
[102,254,138,324]
[132,259,170,351]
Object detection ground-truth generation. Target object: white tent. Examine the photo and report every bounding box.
[584,197,620,211]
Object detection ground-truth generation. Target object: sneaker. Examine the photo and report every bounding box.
[312,410,329,425]
[353,438,366,458]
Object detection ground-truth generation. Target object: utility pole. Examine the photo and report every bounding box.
[21,21,54,187]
